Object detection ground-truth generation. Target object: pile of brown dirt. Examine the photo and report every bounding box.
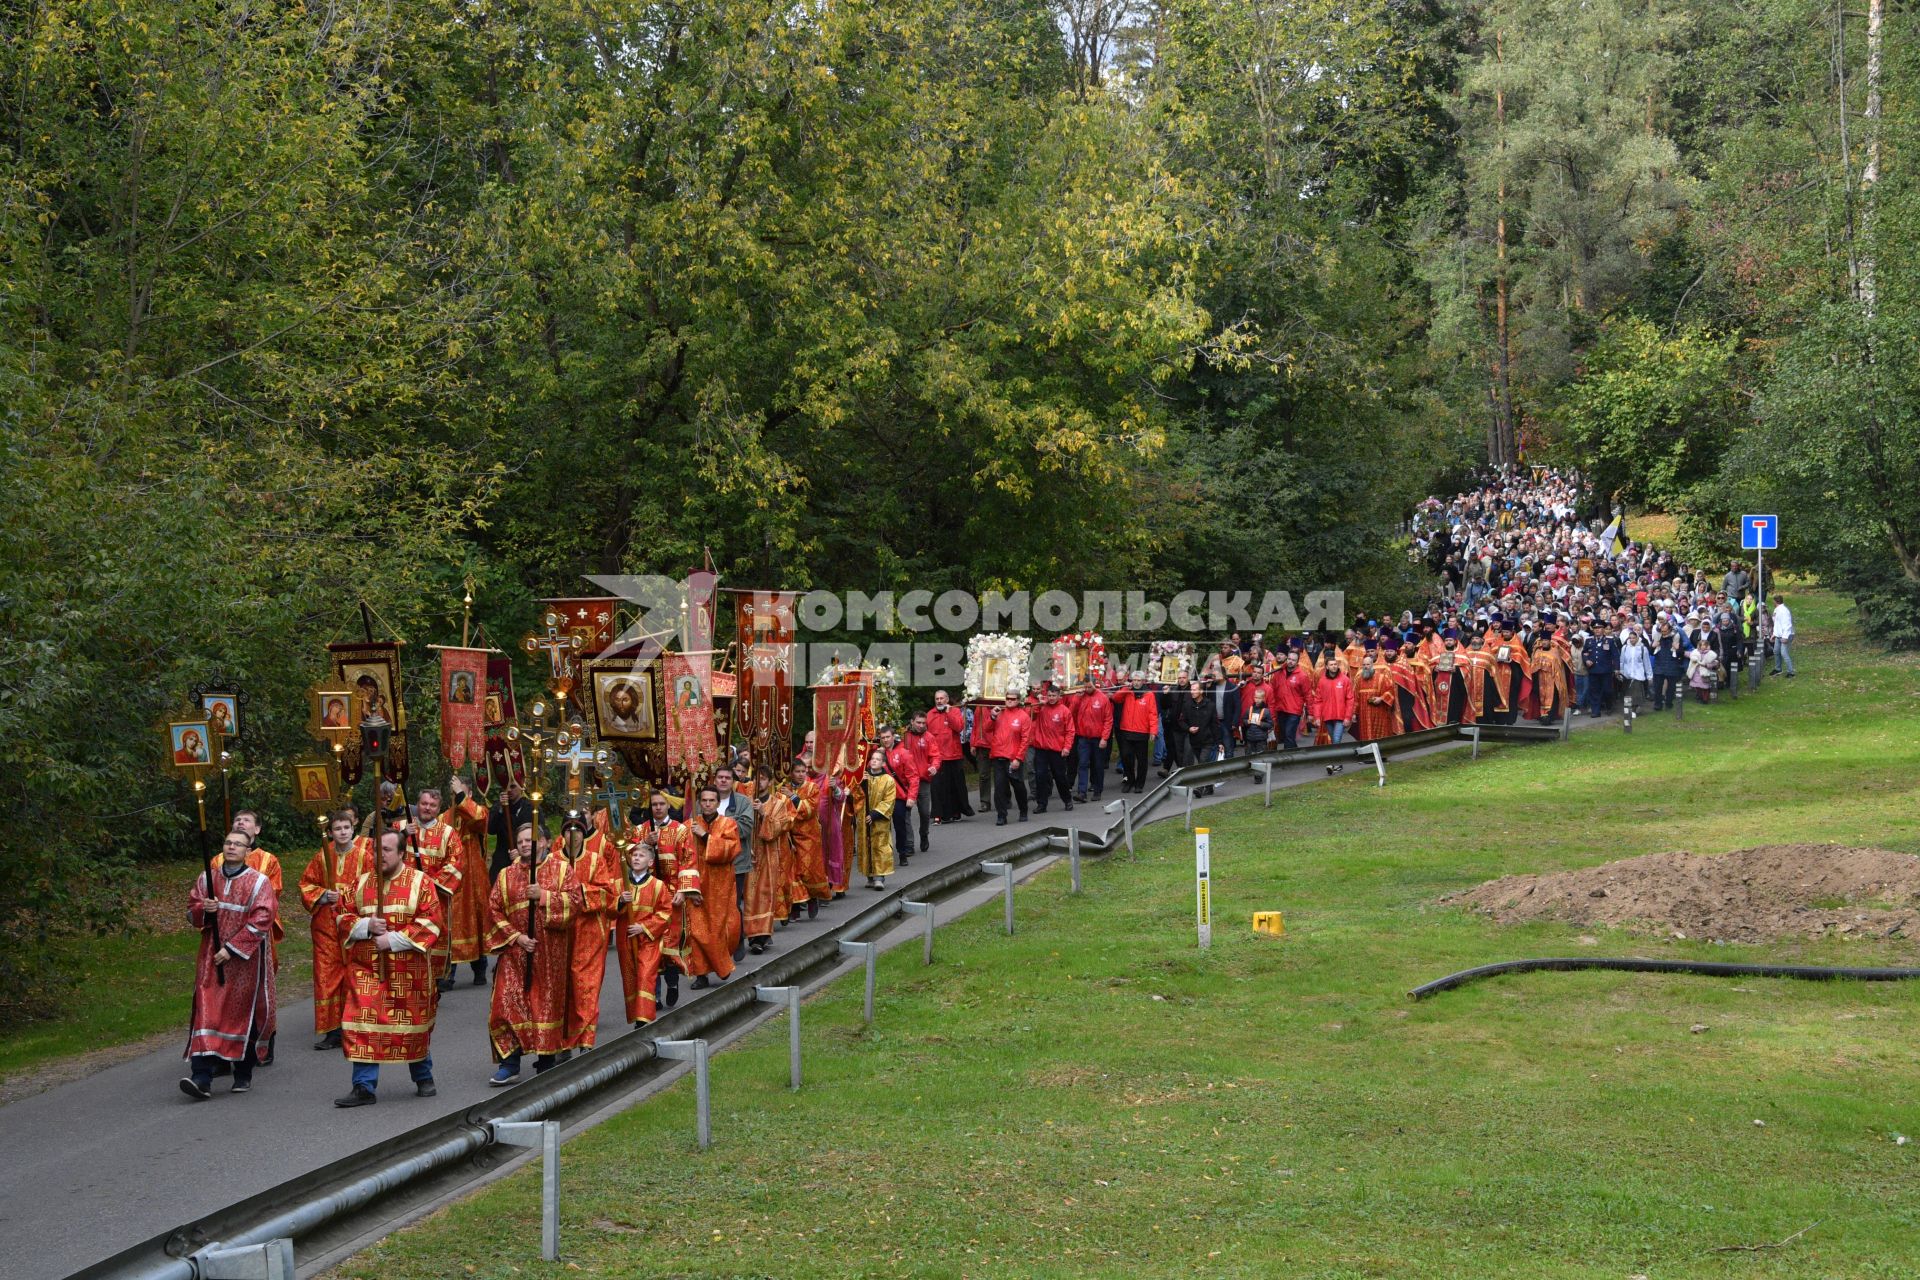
[1445,844,1920,944]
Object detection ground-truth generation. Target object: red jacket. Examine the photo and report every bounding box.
[1111,687,1160,735]
[1034,701,1076,753]
[1269,667,1307,716]
[903,729,936,782]
[1316,674,1356,723]
[886,743,921,802]
[924,706,965,762]
[989,707,1034,761]
[1072,689,1114,741]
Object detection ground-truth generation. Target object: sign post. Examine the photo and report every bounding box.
[1741,514,1778,607]
[1195,827,1212,951]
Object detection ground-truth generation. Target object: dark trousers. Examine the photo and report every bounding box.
[913,785,931,849]
[1583,672,1614,717]
[892,800,914,861]
[1075,736,1110,797]
[992,757,1029,818]
[1652,672,1681,711]
[1278,712,1302,749]
[190,1027,260,1087]
[1033,748,1074,809]
[1117,730,1150,790]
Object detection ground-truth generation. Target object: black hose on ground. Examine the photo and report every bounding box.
[1408,956,1920,1001]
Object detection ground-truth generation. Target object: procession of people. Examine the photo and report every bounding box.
[180,468,1786,1103]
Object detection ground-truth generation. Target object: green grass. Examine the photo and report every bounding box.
[0,860,311,1084]
[337,589,1920,1278]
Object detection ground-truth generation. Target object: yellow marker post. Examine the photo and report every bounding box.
[1195,827,1212,951]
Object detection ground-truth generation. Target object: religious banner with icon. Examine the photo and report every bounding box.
[484,655,518,727]
[540,597,619,657]
[812,683,862,776]
[329,641,408,782]
[662,651,719,774]
[438,646,489,770]
[731,589,797,765]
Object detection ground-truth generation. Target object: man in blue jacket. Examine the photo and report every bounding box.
[1581,622,1619,718]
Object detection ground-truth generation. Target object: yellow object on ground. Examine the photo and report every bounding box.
[1252,911,1284,937]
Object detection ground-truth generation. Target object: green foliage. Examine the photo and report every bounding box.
[1553,315,1738,507]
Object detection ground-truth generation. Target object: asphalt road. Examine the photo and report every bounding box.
[4,728,1583,1279]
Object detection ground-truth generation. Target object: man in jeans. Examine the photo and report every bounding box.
[1771,595,1796,676]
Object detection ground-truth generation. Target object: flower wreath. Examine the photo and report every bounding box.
[964,633,1032,701]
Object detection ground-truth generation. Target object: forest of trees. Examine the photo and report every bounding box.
[3,0,1917,1017]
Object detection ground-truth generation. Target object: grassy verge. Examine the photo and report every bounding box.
[336,588,1920,1278]
[0,859,312,1084]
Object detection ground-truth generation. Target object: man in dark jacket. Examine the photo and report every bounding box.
[1170,681,1220,795]
[1581,627,1618,718]
[1714,608,1745,700]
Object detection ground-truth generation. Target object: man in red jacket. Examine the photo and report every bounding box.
[1072,681,1114,802]
[988,691,1034,825]
[902,710,937,854]
[1269,645,1309,749]
[1317,654,1357,746]
[1031,685,1078,814]
[924,690,972,823]
[1110,670,1160,794]
[883,728,921,866]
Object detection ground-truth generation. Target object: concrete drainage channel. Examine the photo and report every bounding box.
[71,723,1563,1280]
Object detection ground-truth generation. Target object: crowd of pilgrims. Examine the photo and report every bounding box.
[182,466,1783,1106]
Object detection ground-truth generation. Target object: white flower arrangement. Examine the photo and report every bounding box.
[1149,640,1194,684]
[965,633,1032,701]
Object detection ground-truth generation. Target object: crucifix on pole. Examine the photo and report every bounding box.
[524,613,583,702]
[552,728,610,816]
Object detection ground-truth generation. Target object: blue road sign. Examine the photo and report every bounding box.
[1741,514,1778,552]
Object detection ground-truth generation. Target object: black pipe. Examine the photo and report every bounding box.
[1409,956,1920,1000]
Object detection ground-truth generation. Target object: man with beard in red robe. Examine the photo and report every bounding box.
[684,785,742,988]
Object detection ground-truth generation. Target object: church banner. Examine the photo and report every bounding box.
[662,651,719,775]
[732,589,797,762]
[812,683,862,776]
[438,646,489,770]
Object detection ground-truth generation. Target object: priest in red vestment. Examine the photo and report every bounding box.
[785,760,830,915]
[299,811,371,1050]
[486,823,574,1083]
[334,830,442,1107]
[410,787,467,990]
[180,831,277,1099]
[446,776,494,986]
[683,786,742,987]
[555,810,619,1053]
[1353,646,1402,742]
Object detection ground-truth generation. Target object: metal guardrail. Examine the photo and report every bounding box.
[68,719,1558,1280]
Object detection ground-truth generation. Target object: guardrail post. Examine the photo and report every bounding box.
[653,1038,711,1149]
[754,986,803,1089]
[490,1121,561,1261]
[189,1239,296,1280]
[981,861,1015,933]
[838,940,878,1025]
[1368,742,1386,787]
[1068,827,1082,892]
[1470,725,1482,760]
[902,899,936,964]
[1171,783,1194,830]
[1104,798,1134,858]
[1249,760,1275,808]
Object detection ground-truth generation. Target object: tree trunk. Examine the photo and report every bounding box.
[1492,19,1516,467]
[1860,0,1882,319]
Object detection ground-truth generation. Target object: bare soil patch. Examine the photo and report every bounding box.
[1446,844,1920,944]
